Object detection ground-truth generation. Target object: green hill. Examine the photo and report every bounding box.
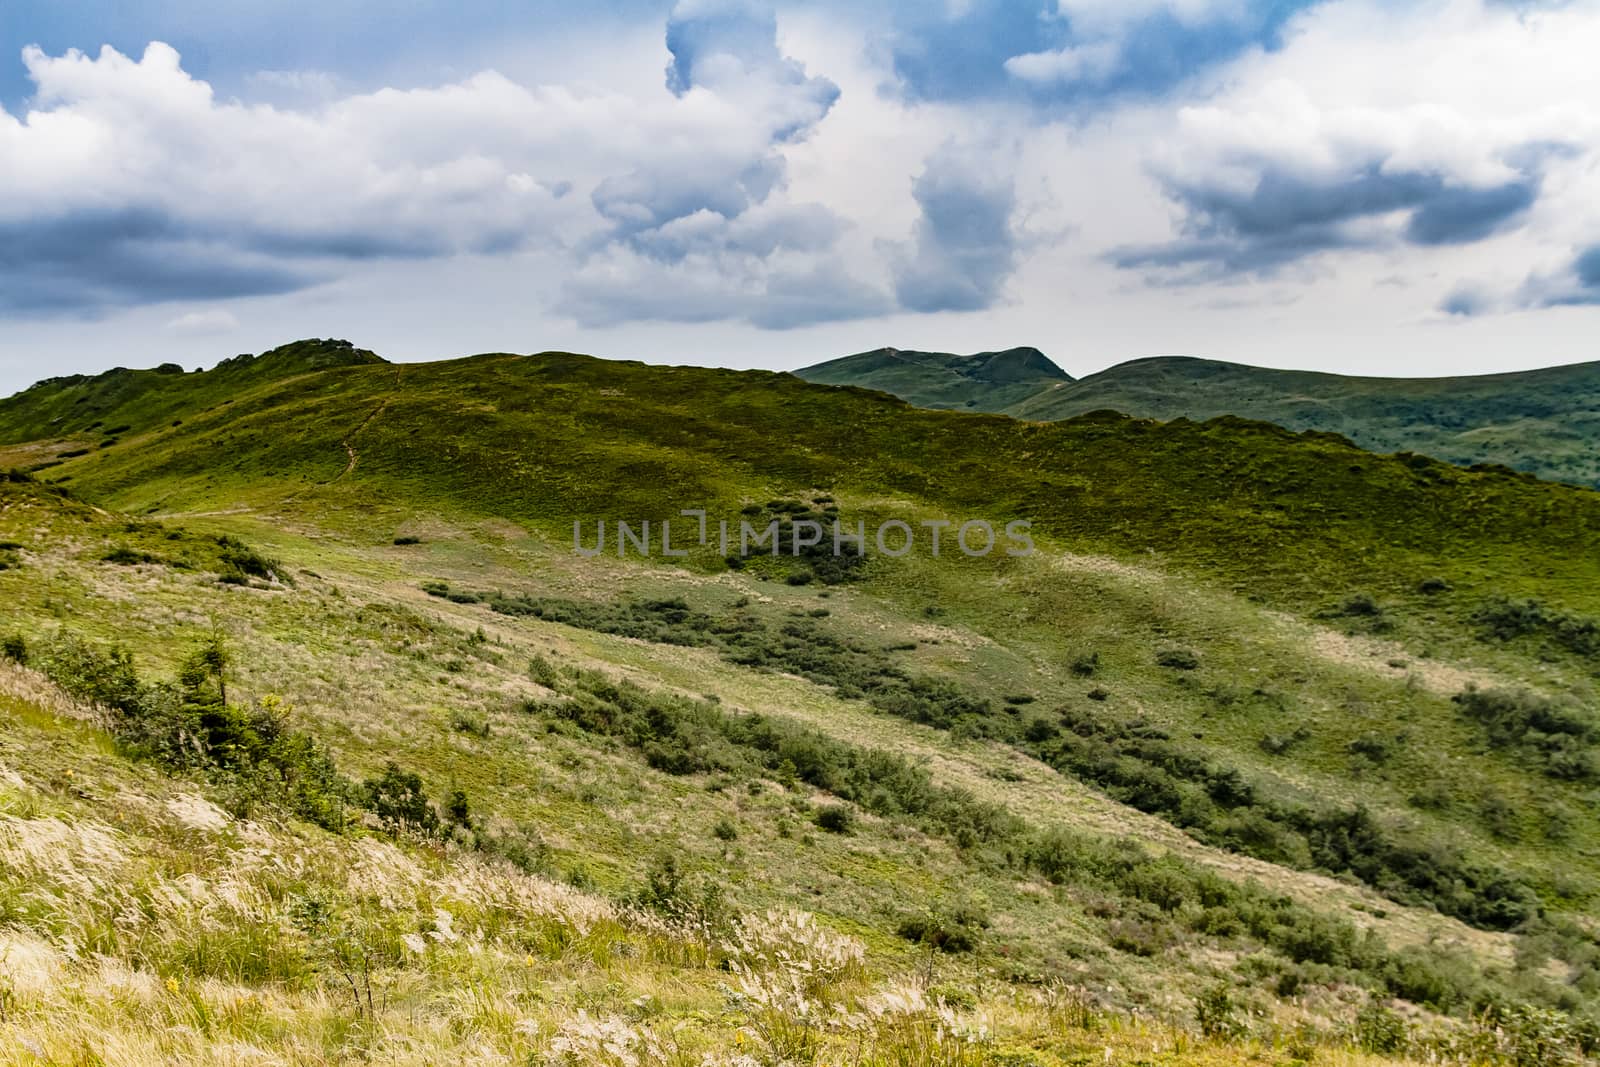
[796,345,1071,411]
[0,337,385,448]
[797,350,1600,488]
[3,340,1600,1064]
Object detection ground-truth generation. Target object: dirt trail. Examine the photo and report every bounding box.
[329,388,395,484]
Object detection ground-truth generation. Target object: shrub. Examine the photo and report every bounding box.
[633,853,728,930]
[1355,1001,1408,1054]
[1069,651,1100,677]
[1260,726,1311,755]
[216,535,285,584]
[814,804,855,833]
[445,788,472,828]
[101,546,157,565]
[1108,918,1171,957]
[1474,596,1600,657]
[1156,647,1200,670]
[896,902,989,954]
[1337,593,1383,617]
[0,634,25,665]
[450,710,491,738]
[712,816,738,841]
[40,636,144,717]
[1454,685,1597,780]
[362,762,440,838]
[529,653,561,689]
[1347,732,1395,764]
[1196,983,1245,1039]
[37,633,350,829]
[1023,716,1059,743]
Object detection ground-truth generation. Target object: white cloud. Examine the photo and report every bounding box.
[165,309,240,335]
[0,26,867,323]
[1005,42,1121,86]
[1109,0,1600,300]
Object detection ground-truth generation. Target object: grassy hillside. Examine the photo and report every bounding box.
[1015,357,1600,489]
[0,338,385,449]
[2,342,1600,1064]
[798,350,1600,488]
[797,346,1070,412]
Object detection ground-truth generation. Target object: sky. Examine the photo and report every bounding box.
[1,0,1598,395]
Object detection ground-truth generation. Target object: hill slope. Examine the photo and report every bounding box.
[798,350,1600,487]
[0,338,385,448]
[796,345,1071,411]
[3,342,1600,1063]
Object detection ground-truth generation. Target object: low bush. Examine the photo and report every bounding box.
[101,546,158,565]
[362,762,441,838]
[814,803,855,833]
[897,901,989,954]
[37,633,353,830]
[1196,984,1246,1039]
[528,653,561,689]
[1260,726,1311,755]
[632,852,728,931]
[1156,647,1201,670]
[1355,1001,1408,1054]
[1474,596,1600,658]
[216,535,286,584]
[450,710,491,738]
[1454,685,1598,781]
[1347,732,1396,764]
[479,590,1542,936]
[445,788,472,829]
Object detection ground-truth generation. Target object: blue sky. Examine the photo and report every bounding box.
[2,0,1598,393]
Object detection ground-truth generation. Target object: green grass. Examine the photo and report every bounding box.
[3,342,1600,1063]
[13,348,1600,625]
[797,345,1070,411]
[798,348,1600,488]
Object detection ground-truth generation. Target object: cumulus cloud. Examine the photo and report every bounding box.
[1110,1,1600,288]
[0,13,870,328]
[553,0,886,329]
[892,0,1324,106]
[890,146,1021,313]
[0,43,576,311]
[1112,151,1546,279]
[1502,244,1600,311]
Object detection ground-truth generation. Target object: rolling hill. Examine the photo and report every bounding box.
[796,345,1071,412]
[2,338,1599,1064]
[795,350,1600,488]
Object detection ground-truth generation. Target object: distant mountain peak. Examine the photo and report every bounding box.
[953,346,1071,384]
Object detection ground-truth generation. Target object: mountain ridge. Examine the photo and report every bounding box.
[796,348,1600,487]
